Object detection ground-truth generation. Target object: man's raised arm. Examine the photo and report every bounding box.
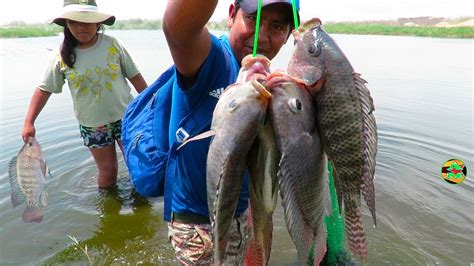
[163,0,218,80]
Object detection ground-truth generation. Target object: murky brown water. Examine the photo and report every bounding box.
[1,31,472,265]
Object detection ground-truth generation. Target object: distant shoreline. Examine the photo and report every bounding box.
[1,17,473,39]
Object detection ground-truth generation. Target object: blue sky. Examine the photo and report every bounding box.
[1,0,472,25]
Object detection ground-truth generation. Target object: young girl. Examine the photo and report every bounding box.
[21,0,148,188]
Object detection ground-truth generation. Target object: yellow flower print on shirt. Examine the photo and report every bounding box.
[65,41,122,100]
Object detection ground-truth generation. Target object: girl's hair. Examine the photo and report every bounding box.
[60,24,104,68]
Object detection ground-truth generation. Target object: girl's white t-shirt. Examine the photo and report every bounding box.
[39,33,140,127]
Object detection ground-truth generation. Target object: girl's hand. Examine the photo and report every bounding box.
[22,123,36,143]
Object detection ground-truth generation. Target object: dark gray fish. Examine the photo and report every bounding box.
[9,137,49,223]
[207,55,272,264]
[288,18,378,260]
[266,72,327,265]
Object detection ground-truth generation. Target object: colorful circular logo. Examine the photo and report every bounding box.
[441,159,467,184]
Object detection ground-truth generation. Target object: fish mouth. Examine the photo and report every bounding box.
[298,18,322,32]
[242,54,271,69]
[268,71,324,93]
[251,78,272,99]
[241,54,271,83]
[265,71,299,88]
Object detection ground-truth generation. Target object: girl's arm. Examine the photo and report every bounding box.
[129,73,148,94]
[22,88,52,142]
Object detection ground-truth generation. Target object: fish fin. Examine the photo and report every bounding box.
[176,130,216,150]
[278,154,315,264]
[330,161,344,216]
[39,158,48,176]
[311,224,327,266]
[344,196,368,261]
[23,205,43,223]
[46,165,53,179]
[11,191,25,208]
[8,156,26,208]
[40,187,48,208]
[211,155,234,264]
[353,72,378,227]
[8,156,17,177]
[8,156,18,186]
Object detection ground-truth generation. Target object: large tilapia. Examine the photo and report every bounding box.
[266,72,327,265]
[288,18,378,260]
[8,137,49,223]
[207,55,272,264]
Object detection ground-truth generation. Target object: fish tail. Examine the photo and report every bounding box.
[245,239,267,266]
[245,210,273,265]
[361,180,377,227]
[344,199,368,261]
[23,205,43,223]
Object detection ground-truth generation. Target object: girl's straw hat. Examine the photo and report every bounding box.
[51,0,115,27]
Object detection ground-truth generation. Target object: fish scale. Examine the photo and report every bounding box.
[288,18,378,261]
[206,55,272,264]
[8,137,49,223]
[266,76,327,265]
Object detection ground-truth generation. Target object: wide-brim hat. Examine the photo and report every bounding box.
[51,0,115,27]
[236,0,300,15]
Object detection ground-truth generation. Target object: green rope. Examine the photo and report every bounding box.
[252,0,263,57]
[291,0,299,29]
[308,161,352,265]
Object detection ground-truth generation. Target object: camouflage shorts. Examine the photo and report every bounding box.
[168,212,249,265]
[79,120,122,148]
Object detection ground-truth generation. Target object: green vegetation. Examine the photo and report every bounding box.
[323,23,474,39]
[1,19,473,39]
[109,19,162,30]
[0,23,62,38]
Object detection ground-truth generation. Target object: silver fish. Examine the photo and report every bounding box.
[9,137,49,223]
[207,55,272,264]
[266,72,327,265]
[288,18,378,260]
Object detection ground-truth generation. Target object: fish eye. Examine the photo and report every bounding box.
[308,43,321,57]
[288,98,302,113]
[228,99,238,111]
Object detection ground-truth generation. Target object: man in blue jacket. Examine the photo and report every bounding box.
[161,0,299,264]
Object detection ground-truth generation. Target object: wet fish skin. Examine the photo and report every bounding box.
[207,55,272,264]
[266,72,327,265]
[245,119,279,266]
[8,137,49,223]
[288,18,378,261]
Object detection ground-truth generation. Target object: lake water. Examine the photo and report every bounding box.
[0,30,472,265]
